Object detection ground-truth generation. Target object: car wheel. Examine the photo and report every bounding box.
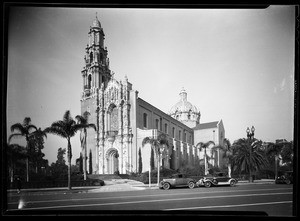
[230,180,236,187]
[212,179,218,185]
[204,181,211,188]
[285,179,291,185]
[163,182,170,190]
[188,182,195,189]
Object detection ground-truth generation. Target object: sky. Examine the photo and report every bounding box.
[6,5,296,165]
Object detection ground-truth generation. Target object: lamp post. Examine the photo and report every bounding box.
[157,145,166,187]
[246,126,255,182]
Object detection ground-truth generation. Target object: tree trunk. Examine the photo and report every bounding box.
[149,163,151,188]
[157,154,160,186]
[67,139,72,190]
[275,155,278,179]
[83,134,87,180]
[204,148,208,175]
[26,157,29,182]
[9,166,14,183]
[25,140,29,182]
[228,163,232,177]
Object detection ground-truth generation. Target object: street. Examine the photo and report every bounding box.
[5,183,293,217]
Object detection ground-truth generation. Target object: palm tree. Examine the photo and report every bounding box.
[280,140,293,167]
[142,133,169,186]
[8,117,38,182]
[75,111,97,180]
[231,138,267,181]
[265,139,292,179]
[196,141,215,175]
[212,138,233,177]
[28,128,47,174]
[44,110,84,190]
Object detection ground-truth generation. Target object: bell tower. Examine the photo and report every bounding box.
[80,13,112,174]
[81,13,111,96]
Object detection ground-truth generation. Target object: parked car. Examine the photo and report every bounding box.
[159,173,196,190]
[275,171,293,184]
[196,172,238,188]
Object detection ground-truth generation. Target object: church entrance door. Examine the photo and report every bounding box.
[106,148,119,174]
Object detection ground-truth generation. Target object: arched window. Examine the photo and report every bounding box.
[164,123,168,134]
[108,105,118,132]
[90,52,93,63]
[100,53,104,63]
[155,119,159,130]
[159,117,162,131]
[101,76,105,85]
[143,113,148,128]
[88,75,92,89]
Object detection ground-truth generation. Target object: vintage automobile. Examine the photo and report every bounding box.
[275,171,293,184]
[159,173,196,190]
[196,172,238,188]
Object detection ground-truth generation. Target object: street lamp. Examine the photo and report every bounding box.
[246,126,255,182]
[157,144,166,187]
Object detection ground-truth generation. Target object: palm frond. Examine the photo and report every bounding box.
[157,133,169,146]
[195,142,204,149]
[142,137,152,146]
[27,124,38,133]
[63,110,72,123]
[44,127,67,138]
[82,111,91,119]
[30,128,47,139]
[72,124,86,134]
[196,141,215,151]
[8,133,24,143]
[75,115,87,124]
[23,117,32,126]
[211,144,225,152]
[10,123,25,134]
[88,123,97,131]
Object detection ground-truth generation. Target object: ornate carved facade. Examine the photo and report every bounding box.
[97,75,134,174]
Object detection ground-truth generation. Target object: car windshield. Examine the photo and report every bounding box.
[170,174,183,178]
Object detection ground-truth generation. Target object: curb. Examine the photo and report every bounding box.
[6,180,276,195]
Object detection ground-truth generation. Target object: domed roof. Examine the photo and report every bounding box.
[92,14,101,28]
[170,88,199,114]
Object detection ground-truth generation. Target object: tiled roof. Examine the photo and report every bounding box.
[193,121,219,130]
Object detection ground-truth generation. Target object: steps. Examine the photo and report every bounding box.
[87,173,130,181]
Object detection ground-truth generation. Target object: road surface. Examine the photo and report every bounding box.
[5,183,294,217]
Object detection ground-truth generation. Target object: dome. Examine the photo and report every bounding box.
[170,88,199,114]
[169,88,200,127]
[92,14,101,28]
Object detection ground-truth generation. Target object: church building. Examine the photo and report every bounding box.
[80,15,225,175]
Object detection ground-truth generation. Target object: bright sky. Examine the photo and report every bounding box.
[6,5,295,165]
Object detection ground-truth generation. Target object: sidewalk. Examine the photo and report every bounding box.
[7,179,159,195]
[88,179,159,193]
[237,179,275,185]
[7,179,276,195]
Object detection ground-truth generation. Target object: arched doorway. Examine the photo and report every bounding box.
[106,148,119,174]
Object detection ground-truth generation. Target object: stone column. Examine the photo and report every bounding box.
[180,141,184,166]
[118,104,123,135]
[98,98,105,173]
[186,143,190,166]
[172,138,177,170]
